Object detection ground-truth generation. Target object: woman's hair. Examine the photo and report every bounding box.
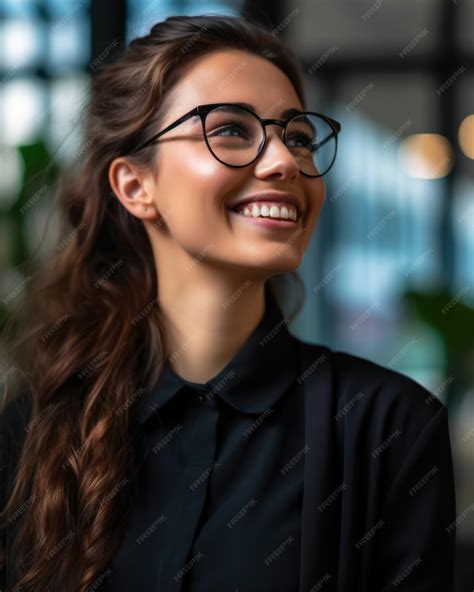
[0,13,307,591]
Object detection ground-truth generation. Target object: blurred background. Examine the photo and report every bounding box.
[0,0,473,589]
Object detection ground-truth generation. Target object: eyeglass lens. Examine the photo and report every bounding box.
[203,105,337,177]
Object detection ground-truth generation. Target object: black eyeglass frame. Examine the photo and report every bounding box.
[126,102,342,178]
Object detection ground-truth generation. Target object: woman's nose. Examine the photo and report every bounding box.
[253,124,300,178]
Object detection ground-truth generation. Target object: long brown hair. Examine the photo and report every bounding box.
[0,13,307,591]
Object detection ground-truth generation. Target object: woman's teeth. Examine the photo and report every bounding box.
[233,202,298,221]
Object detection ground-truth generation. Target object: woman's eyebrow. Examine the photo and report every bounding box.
[232,102,304,119]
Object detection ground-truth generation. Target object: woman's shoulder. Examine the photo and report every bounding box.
[294,338,448,443]
[293,339,455,590]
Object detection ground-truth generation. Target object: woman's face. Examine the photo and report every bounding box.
[141,49,327,280]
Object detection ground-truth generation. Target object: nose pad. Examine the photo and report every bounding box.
[262,124,293,155]
[257,125,299,174]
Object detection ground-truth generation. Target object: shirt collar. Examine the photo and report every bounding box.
[138,285,301,424]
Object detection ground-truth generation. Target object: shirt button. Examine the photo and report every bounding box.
[197,393,219,408]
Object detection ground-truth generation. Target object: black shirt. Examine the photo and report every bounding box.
[108,286,306,591]
[0,287,456,591]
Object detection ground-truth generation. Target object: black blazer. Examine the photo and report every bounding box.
[295,340,456,591]
[0,341,456,591]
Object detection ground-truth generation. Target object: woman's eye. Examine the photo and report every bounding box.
[211,123,251,138]
[286,133,315,149]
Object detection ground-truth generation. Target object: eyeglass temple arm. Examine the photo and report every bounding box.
[312,125,340,150]
[135,108,199,151]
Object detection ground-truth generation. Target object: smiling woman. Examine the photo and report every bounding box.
[0,13,455,592]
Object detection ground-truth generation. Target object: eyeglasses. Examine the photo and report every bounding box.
[126,102,342,178]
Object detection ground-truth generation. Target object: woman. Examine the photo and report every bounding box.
[0,14,456,592]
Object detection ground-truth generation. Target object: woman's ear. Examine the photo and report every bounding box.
[108,156,159,222]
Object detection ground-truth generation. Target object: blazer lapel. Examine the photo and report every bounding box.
[298,341,342,592]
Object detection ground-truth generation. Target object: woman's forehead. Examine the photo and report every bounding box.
[167,50,302,116]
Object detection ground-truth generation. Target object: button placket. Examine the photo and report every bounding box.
[188,399,219,466]
[197,392,219,408]
[158,389,220,590]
